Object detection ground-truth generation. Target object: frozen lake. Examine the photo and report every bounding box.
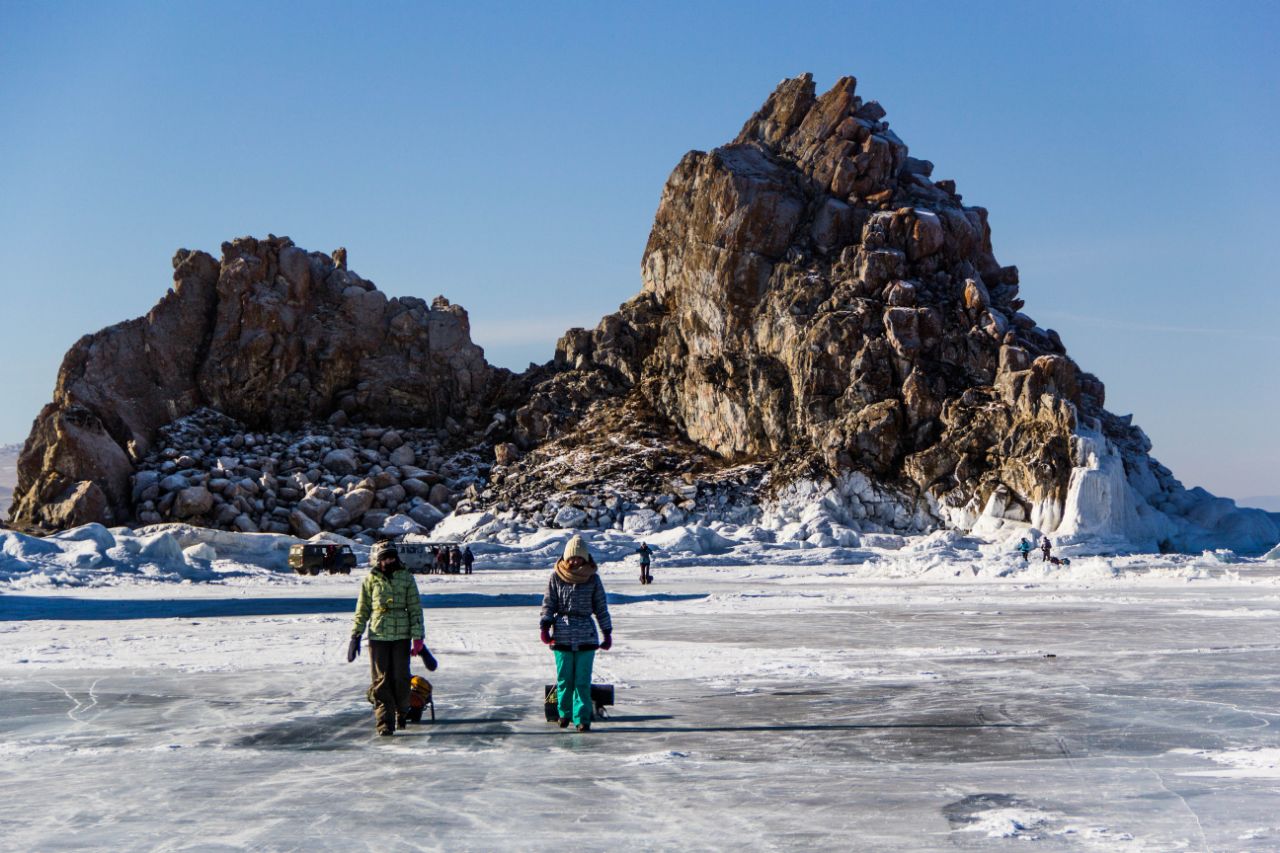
[3,559,1280,850]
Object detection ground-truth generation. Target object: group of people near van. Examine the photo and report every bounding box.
[427,544,473,574]
[348,535,625,736]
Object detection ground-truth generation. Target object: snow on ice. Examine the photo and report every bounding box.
[2,510,1280,849]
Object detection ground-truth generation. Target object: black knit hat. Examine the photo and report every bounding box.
[371,541,399,564]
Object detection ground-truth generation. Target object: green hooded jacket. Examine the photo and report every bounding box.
[351,566,425,641]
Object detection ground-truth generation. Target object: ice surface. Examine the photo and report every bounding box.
[3,533,1280,849]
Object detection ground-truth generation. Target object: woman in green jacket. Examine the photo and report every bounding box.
[348,542,425,736]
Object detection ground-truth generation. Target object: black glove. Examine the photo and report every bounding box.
[347,635,361,662]
[418,647,438,671]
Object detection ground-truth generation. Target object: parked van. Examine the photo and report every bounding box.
[288,543,357,575]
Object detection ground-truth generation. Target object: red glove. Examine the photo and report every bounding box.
[600,633,612,651]
[540,626,553,645]
[412,639,424,655]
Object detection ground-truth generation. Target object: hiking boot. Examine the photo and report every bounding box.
[559,717,570,729]
[397,713,408,729]
[575,723,591,732]
[377,729,394,737]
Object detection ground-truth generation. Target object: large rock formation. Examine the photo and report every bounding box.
[486,74,1276,553]
[9,236,494,530]
[10,76,1277,555]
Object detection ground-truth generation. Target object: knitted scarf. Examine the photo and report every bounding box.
[554,556,597,585]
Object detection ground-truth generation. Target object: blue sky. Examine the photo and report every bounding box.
[1,1,1276,501]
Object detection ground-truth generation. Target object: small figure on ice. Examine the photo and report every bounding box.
[540,535,612,732]
[1041,536,1053,563]
[636,541,654,584]
[348,541,430,737]
[1016,537,1032,563]
[462,545,474,574]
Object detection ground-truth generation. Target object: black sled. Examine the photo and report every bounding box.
[543,684,614,722]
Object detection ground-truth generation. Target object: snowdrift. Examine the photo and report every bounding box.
[3,510,1277,590]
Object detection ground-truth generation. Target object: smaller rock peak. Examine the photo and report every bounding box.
[735,74,864,153]
[735,73,819,149]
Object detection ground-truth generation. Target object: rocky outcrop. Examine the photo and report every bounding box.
[9,237,494,530]
[491,73,1087,533]
[485,74,1276,552]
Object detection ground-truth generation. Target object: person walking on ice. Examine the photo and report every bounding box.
[462,545,474,574]
[1016,537,1032,563]
[1041,536,1052,563]
[636,541,654,584]
[540,535,612,732]
[348,541,426,737]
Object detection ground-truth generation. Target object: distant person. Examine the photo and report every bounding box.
[348,542,426,737]
[636,542,654,584]
[540,535,612,732]
[463,546,475,574]
[1016,538,1032,563]
[1041,536,1052,563]
[451,546,463,573]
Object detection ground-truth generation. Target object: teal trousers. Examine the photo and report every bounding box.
[553,649,595,725]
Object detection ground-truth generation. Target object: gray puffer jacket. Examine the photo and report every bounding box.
[540,573,612,651]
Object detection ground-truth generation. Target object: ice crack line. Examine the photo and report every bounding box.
[43,676,103,722]
[1144,765,1209,852]
[45,676,85,717]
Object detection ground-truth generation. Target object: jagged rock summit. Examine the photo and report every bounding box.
[10,75,1277,555]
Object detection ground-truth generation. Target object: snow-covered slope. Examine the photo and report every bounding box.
[962,423,1280,555]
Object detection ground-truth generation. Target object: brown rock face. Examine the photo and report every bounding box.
[9,236,492,530]
[495,74,1120,528]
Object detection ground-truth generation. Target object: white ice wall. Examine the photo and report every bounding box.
[1050,424,1277,555]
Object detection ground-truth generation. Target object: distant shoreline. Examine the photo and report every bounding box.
[0,442,20,518]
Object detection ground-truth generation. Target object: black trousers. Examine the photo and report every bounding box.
[369,639,411,732]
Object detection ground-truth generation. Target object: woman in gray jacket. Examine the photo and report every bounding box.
[540,535,612,731]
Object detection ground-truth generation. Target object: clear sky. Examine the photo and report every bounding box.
[1,1,1276,503]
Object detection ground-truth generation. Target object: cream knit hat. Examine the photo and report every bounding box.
[562,535,590,561]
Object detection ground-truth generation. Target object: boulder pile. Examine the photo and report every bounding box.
[129,408,482,541]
